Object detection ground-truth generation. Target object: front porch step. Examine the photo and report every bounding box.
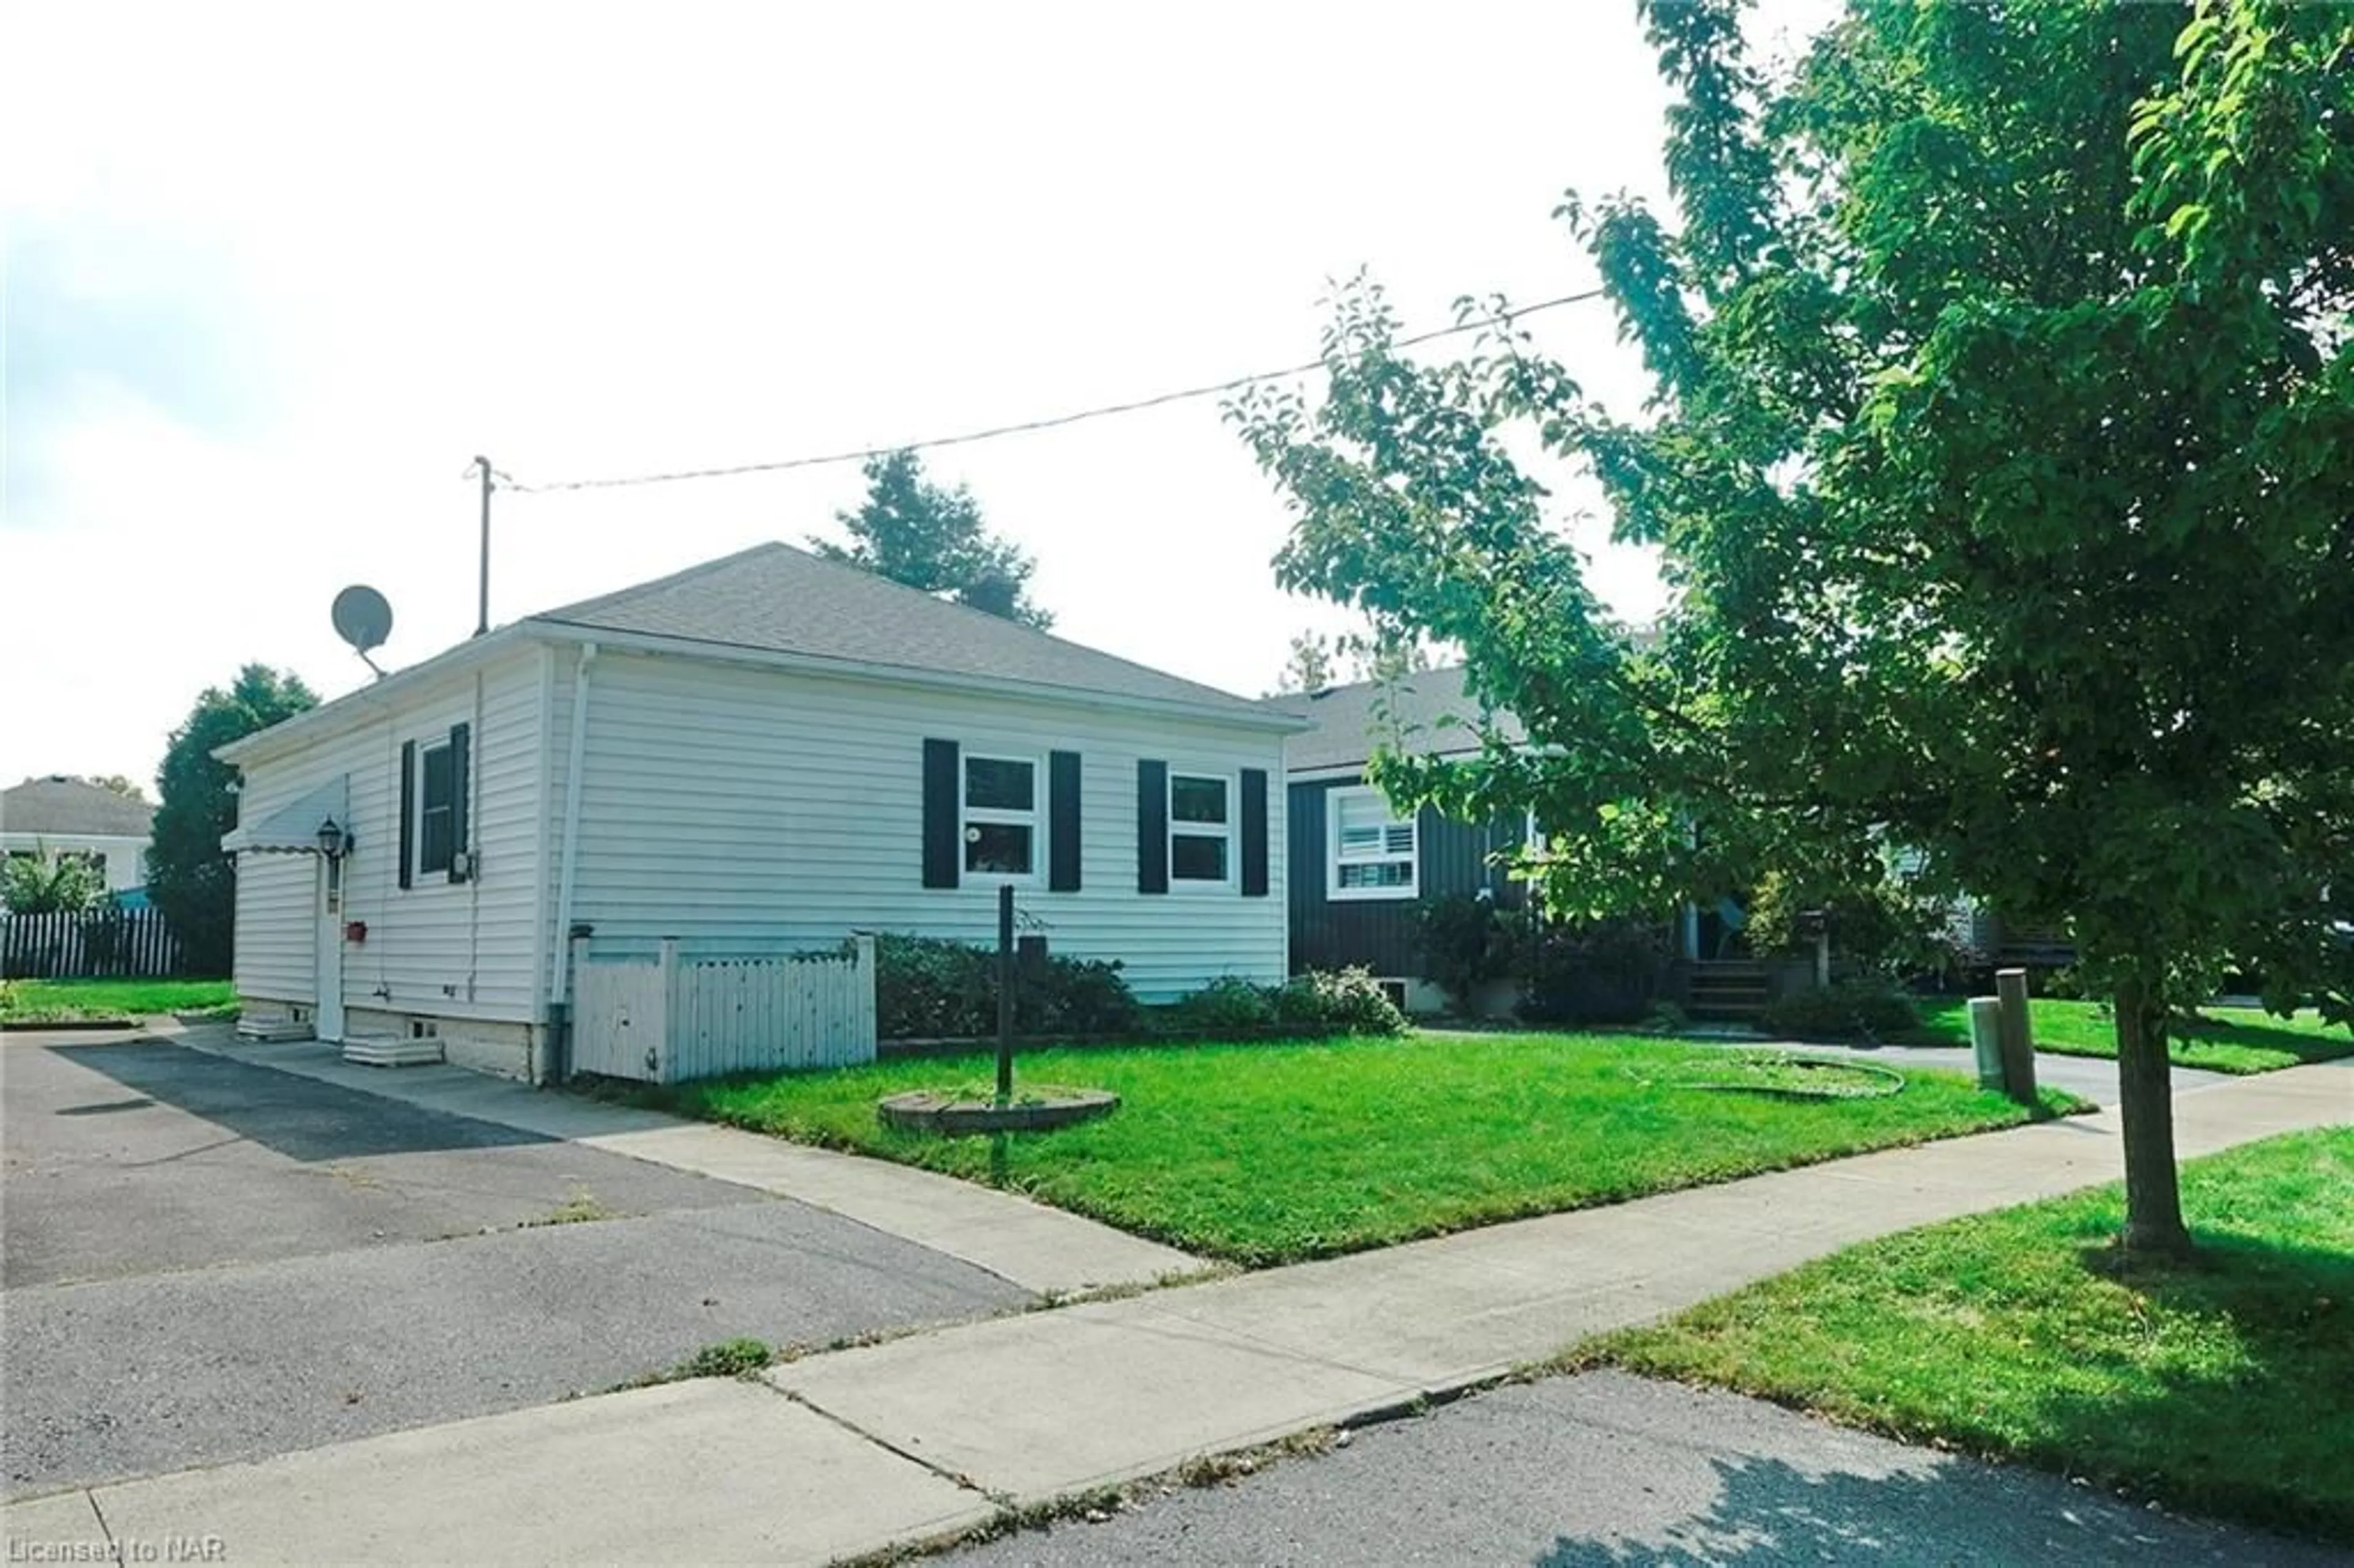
[340,1036,445,1068]
[1685,960,1772,1020]
[236,1014,315,1043]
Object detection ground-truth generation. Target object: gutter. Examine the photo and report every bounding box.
[544,640,598,1081]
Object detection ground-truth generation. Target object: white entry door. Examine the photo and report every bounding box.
[316,854,346,1043]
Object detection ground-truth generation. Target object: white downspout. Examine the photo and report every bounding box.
[550,641,598,1014]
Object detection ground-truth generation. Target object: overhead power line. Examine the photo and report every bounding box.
[501,287,1606,495]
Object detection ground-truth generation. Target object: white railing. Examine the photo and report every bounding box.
[571,935,876,1084]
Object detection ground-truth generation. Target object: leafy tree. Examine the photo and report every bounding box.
[85,774,146,801]
[815,449,1052,628]
[1231,0,2353,1257]
[149,666,319,976]
[1270,631,1339,695]
[2,851,102,915]
[1347,631,1436,685]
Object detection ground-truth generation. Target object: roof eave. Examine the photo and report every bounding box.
[213,627,538,767]
[525,619,1311,734]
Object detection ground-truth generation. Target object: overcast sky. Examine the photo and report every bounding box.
[3,1,1831,791]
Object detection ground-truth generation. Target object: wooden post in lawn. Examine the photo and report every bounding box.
[1995,967,2037,1105]
[996,883,1015,1108]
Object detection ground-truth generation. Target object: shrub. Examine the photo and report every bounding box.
[1513,913,1670,1026]
[1638,1000,1691,1035]
[1165,975,1276,1033]
[1758,980,1921,1041]
[1271,968,1411,1036]
[864,933,1141,1039]
[1748,867,1961,983]
[1029,956,1146,1036]
[2037,964,2093,1000]
[1414,894,1514,1013]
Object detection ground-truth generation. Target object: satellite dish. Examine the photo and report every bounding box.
[332,585,394,676]
[332,585,394,653]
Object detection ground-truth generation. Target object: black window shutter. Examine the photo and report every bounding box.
[1048,750,1082,892]
[397,739,416,890]
[1240,767,1269,897]
[447,723,473,883]
[921,739,961,889]
[1137,759,1168,894]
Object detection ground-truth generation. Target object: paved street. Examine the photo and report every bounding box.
[0,1031,1029,1498]
[945,1372,2344,1567]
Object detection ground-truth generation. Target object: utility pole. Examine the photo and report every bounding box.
[469,455,495,637]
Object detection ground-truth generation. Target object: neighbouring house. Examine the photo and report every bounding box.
[1270,668,1533,1014]
[218,542,1302,1078]
[1270,666,1783,1021]
[1,775,155,903]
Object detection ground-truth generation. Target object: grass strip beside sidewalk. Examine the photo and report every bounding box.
[1579,1127,2354,1542]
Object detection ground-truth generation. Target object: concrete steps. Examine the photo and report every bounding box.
[1685,961,1771,1021]
[339,1036,445,1068]
[235,1013,314,1043]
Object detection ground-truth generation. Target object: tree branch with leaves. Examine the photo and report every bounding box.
[1232,0,2353,1257]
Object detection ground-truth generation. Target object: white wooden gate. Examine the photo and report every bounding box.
[571,935,877,1084]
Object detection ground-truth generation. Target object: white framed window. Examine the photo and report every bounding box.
[1329,785,1416,900]
[1168,771,1233,886]
[963,753,1040,881]
[414,739,457,880]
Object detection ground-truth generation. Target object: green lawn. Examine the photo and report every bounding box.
[1583,1128,2354,1542]
[1905,997,2352,1075]
[0,978,237,1023]
[646,1035,2079,1266]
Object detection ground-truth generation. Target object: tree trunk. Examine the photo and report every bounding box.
[2113,976,2192,1258]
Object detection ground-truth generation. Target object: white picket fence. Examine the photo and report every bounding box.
[571,935,876,1084]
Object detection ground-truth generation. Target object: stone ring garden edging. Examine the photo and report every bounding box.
[877,1086,1121,1136]
[1670,1052,1908,1101]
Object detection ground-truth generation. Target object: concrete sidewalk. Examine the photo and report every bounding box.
[171,1026,1199,1298]
[6,1054,2343,1566]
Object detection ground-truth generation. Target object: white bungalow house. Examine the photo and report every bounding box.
[219,542,1302,1078]
[1,775,156,901]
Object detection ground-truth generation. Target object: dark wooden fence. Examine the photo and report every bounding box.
[1,907,189,980]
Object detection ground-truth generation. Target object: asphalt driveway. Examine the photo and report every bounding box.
[1,1031,1029,1498]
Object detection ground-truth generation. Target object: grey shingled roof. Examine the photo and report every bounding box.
[526,542,1281,723]
[2,776,155,839]
[1267,666,1526,772]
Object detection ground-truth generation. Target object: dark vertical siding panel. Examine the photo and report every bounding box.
[1048,750,1082,892]
[921,739,961,888]
[1286,777,1420,976]
[1286,780,1526,979]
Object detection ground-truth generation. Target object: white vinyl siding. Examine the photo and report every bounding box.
[550,651,1287,1000]
[1329,785,1417,900]
[229,649,546,1019]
